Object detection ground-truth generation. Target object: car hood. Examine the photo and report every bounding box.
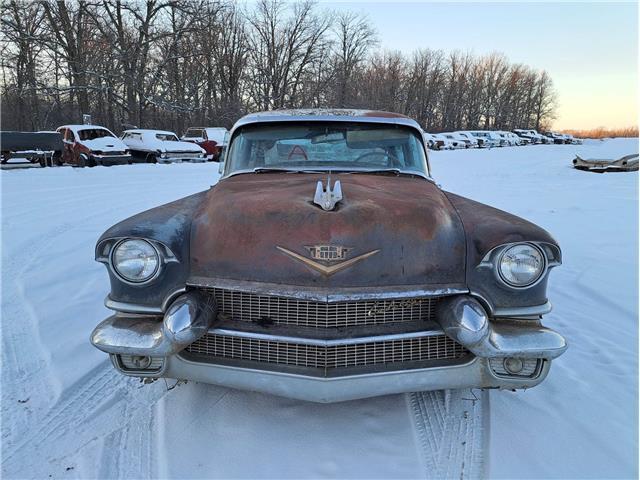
[80,137,128,152]
[189,173,466,289]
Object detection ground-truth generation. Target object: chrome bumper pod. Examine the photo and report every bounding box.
[436,295,567,359]
[90,292,216,356]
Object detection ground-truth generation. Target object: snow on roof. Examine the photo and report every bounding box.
[234,109,419,131]
[58,124,110,130]
[123,129,177,135]
[243,108,410,119]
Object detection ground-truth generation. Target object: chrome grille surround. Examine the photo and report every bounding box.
[206,287,440,328]
[185,331,469,370]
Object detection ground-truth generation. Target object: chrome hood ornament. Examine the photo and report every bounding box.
[313,176,343,211]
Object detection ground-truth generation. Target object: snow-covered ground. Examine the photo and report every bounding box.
[1,138,637,479]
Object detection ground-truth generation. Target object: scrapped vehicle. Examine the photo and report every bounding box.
[121,129,206,163]
[468,131,501,147]
[0,131,63,167]
[515,129,548,144]
[56,125,131,167]
[455,131,482,147]
[496,132,514,146]
[573,153,638,172]
[502,131,525,146]
[431,133,456,150]
[441,132,473,148]
[423,132,443,150]
[90,109,567,403]
[181,127,228,161]
[543,132,566,144]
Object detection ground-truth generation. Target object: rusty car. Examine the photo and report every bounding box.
[90,109,567,402]
[56,124,131,167]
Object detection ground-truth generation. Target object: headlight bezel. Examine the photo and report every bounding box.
[110,238,161,285]
[495,242,547,289]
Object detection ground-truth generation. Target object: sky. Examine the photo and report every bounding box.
[321,1,638,130]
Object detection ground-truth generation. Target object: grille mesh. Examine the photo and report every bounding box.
[207,288,440,328]
[185,333,468,369]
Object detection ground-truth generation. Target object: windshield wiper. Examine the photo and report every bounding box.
[252,167,324,174]
[347,168,404,175]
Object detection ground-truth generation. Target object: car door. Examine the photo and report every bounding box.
[59,128,74,164]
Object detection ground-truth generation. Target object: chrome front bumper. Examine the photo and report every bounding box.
[91,293,567,402]
[159,354,551,403]
[158,155,207,163]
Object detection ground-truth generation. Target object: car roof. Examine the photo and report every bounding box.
[58,124,111,130]
[233,109,421,131]
[123,129,177,135]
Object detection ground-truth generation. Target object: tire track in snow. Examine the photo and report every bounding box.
[2,363,169,477]
[1,199,160,476]
[408,389,489,479]
[1,220,92,442]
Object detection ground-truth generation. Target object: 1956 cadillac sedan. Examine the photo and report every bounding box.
[90,109,567,402]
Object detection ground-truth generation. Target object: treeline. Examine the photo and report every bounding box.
[1,0,557,134]
[560,127,639,139]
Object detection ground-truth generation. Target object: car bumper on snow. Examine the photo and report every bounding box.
[92,153,131,165]
[91,291,567,402]
[158,153,207,163]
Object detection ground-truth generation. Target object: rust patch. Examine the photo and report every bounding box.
[190,173,466,288]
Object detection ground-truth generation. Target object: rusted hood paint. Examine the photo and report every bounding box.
[190,173,466,288]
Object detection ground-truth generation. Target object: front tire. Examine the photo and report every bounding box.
[146,153,157,164]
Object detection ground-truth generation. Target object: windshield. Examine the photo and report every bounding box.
[156,133,179,141]
[225,122,428,176]
[184,128,204,138]
[78,128,115,141]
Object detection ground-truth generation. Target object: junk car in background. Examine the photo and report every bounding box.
[90,109,567,403]
[181,127,228,161]
[56,125,131,167]
[121,129,206,163]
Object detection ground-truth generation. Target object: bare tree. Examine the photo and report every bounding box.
[246,0,331,110]
[0,1,46,129]
[0,1,558,134]
[532,70,556,130]
[331,11,376,107]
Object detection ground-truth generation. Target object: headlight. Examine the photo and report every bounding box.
[112,239,159,283]
[498,243,545,287]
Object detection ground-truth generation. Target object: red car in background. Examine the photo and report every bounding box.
[181,127,228,161]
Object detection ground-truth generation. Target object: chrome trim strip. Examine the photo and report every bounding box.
[104,296,163,314]
[208,327,445,347]
[469,291,552,318]
[104,287,186,314]
[493,301,552,318]
[187,276,468,302]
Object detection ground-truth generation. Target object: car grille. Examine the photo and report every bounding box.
[206,288,441,328]
[185,333,468,369]
[168,152,200,159]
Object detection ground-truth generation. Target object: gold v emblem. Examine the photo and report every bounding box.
[276,246,380,276]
